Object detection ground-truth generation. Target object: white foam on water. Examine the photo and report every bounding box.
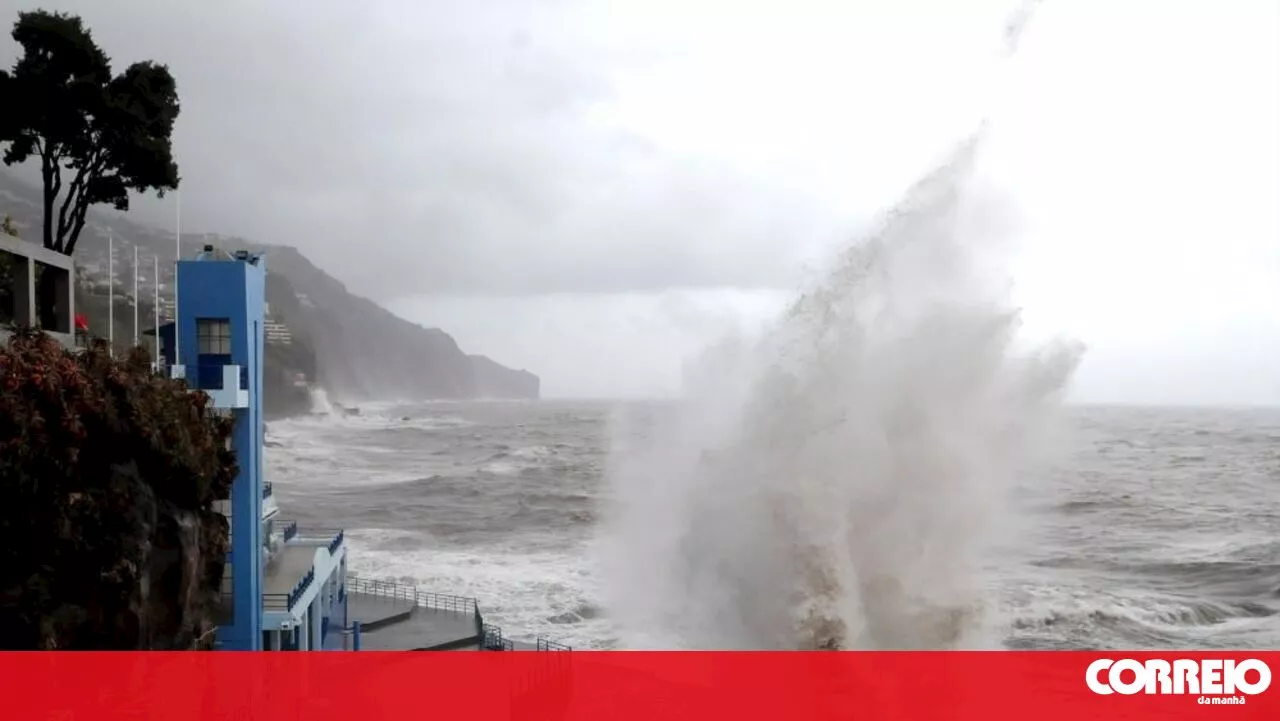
[346,529,604,647]
[481,461,521,476]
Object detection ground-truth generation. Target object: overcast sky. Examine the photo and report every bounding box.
[1,0,1276,402]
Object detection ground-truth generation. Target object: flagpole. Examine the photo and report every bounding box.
[133,244,139,348]
[174,191,181,365]
[107,228,114,357]
[153,254,160,365]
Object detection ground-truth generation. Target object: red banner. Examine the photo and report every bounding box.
[4,651,1275,720]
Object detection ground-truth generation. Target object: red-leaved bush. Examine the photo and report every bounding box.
[0,328,237,649]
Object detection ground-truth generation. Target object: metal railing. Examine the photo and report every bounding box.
[288,527,344,545]
[347,576,417,604]
[260,525,345,616]
[291,568,314,609]
[343,575,575,651]
[327,530,344,555]
[483,624,514,651]
[417,591,479,616]
[264,567,314,613]
[347,575,485,644]
[536,637,572,651]
[345,577,479,615]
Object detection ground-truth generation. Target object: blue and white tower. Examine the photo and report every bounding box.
[158,247,265,650]
[158,245,349,651]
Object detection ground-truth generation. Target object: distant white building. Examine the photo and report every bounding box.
[263,302,293,345]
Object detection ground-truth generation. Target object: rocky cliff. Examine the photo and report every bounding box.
[256,245,479,400]
[1,173,541,411]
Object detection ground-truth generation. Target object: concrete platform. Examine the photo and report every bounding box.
[338,578,572,652]
[264,544,317,597]
[355,605,479,650]
[346,591,414,630]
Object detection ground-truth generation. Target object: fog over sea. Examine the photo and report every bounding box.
[266,399,1280,650]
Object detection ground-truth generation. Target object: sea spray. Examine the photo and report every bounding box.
[598,3,1079,650]
[599,134,1081,650]
[308,386,337,417]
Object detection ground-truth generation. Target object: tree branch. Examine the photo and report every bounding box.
[65,193,95,257]
[56,146,103,251]
[62,153,110,256]
[57,165,90,249]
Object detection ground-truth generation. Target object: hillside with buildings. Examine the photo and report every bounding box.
[1,173,540,413]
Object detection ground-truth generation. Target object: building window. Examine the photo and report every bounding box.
[197,318,231,355]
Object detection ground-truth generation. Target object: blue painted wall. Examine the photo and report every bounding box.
[174,252,268,651]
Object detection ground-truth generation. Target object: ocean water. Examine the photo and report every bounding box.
[266,400,1280,650]
[264,3,1279,648]
[259,0,1280,652]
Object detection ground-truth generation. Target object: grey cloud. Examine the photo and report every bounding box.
[0,0,830,300]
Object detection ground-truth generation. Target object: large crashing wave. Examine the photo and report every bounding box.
[598,2,1082,650]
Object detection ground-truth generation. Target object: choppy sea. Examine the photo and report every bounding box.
[265,400,1280,650]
